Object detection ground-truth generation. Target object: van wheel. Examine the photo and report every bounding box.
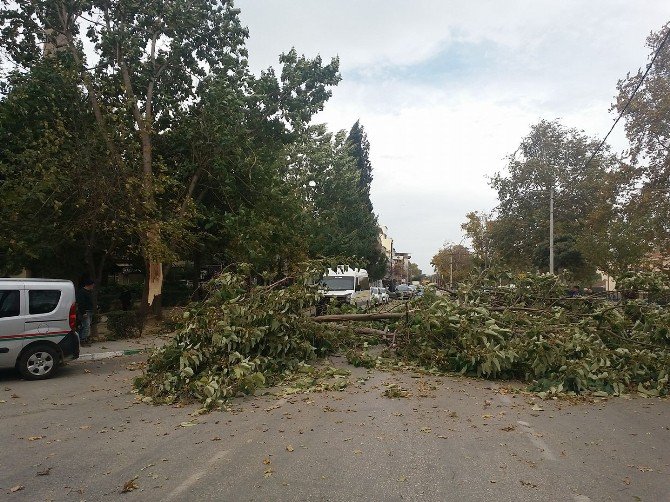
[18,345,59,380]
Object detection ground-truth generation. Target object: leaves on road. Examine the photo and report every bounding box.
[121,477,139,493]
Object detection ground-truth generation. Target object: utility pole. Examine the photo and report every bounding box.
[449,253,453,289]
[549,184,554,275]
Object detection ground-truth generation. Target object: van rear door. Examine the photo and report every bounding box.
[23,288,67,343]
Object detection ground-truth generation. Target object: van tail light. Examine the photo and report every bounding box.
[69,303,77,331]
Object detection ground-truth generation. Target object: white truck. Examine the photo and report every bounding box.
[320,266,370,307]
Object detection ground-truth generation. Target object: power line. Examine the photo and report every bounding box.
[584,25,670,169]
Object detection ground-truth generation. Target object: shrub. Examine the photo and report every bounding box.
[106,310,147,339]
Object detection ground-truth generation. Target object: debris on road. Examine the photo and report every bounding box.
[134,264,670,409]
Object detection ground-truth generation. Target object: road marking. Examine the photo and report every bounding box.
[517,420,556,461]
[77,349,142,361]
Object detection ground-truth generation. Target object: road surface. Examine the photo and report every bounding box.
[0,353,668,501]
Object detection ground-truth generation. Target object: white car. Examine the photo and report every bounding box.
[370,287,389,305]
[379,287,390,303]
[0,279,80,379]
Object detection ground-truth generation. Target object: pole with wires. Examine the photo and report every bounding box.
[549,185,554,275]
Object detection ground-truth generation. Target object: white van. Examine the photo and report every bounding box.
[320,266,370,307]
[0,279,80,379]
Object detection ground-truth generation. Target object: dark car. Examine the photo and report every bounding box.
[393,284,413,300]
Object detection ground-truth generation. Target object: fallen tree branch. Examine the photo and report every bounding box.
[323,324,395,337]
[323,323,402,344]
[312,312,410,322]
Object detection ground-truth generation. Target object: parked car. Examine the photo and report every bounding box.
[379,287,390,303]
[393,284,413,300]
[370,287,390,305]
[0,279,80,379]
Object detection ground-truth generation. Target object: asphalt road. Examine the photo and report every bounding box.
[0,354,668,501]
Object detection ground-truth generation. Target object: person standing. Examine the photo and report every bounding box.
[76,279,95,346]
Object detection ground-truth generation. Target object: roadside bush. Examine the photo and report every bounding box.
[106,310,147,339]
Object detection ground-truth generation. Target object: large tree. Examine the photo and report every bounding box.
[431,244,473,286]
[161,49,341,281]
[461,211,495,269]
[0,55,138,288]
[489,119,617,281]
[1,0,249,312]
[614,22,670,254]
[293,126,387,279]
[346,120,373,211]
[0,2,343,310]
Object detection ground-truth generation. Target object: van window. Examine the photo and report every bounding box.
[0,290,20,318]
[29,290,61,315]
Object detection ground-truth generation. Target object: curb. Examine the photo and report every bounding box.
[77,349,143,362]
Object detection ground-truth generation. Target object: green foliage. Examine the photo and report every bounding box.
[614,23,670,250]
[489,120,618,280]
[134,261,670,410]
[616,270,670,292]
[346,347,377,368]
[431,245,472,284]
[134,261,340,408]
[396,273,670,396]
[461,212,495,268]
[295,126,387,279]
[408,262,423,281]
[346,120,373,211]
[0,56,137,278]
[0,1,388,299]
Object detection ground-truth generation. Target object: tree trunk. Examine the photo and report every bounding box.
[143,260,163,319]
[312,312,408,322]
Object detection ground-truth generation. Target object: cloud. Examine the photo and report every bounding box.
[237,0,670,271]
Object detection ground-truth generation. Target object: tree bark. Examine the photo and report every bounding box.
[322,323,401,342]
[145,260,163,318]
[312,312,408,322]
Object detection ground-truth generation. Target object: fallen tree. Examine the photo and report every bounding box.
[395,271,670,397]
[135,266,670,408]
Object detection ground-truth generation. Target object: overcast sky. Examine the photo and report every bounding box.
[237,0,670,273]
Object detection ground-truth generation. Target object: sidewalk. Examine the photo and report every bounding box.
[77,332,173,361]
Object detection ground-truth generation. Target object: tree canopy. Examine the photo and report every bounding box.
[486,119,617,281]
[0,1,386,302]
